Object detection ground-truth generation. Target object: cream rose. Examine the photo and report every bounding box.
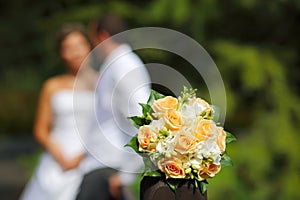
[158,157,186,178]
[152,96,178,113]
[137,125,157,151]
[216,127,226,153]
[174,132,198,154]
[164,109,182,131]
[194,119,217,142]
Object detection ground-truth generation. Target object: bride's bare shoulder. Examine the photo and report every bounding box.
[41,75,69,96]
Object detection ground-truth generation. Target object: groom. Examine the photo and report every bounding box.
[76,14,151,200]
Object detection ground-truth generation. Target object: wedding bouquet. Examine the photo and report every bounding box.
[126,87,236,194]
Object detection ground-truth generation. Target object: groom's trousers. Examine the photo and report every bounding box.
[76,168,121,200]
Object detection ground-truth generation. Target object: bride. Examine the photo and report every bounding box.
[19,23,96,200]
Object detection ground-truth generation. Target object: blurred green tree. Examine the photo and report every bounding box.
[0,0,299,199]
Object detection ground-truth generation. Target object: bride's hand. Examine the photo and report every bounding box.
[61,154,85,171]
[43,139,84,171]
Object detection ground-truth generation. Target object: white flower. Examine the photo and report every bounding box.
[189,158,202,170]
[179,103,197,126]
[156,136,176,155]
[196,140,222,165]
[189,97,212,117]
[150,118,164,130]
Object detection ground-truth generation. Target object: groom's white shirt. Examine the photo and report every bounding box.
[80,44,151,185]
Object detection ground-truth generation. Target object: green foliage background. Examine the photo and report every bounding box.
[1,0,299,199]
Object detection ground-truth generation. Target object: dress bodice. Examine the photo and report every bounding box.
[50,90,94,158]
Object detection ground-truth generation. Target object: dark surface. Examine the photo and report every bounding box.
[0,136,38,200]
[140,176,207,200]
[76,168,117,200]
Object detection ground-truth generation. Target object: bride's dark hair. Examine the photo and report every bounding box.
[55,23,91,52]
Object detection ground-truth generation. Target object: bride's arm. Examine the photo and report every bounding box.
[33,79,76,170]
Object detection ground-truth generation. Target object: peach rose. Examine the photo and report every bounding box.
[164,109,182,131]
[158,157,186,178]
[194,119,216,142]
[198,161,221,180]
[152,96,178,113]
[174,132,198,154]
[216,127,226,153]
[137,125,157,151]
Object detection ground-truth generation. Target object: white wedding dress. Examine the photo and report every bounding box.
[20,90,94,200]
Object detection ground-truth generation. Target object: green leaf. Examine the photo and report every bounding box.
[139,103,151,116]
[128,116,143,128]
[166,178,181,191]
[220,151,233,167]
[124,135,139,153]
[143,170,162,177]
[127,116,148,128]
[147,89,165,105]
[226,131,237,144]
[199,180,208,195]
